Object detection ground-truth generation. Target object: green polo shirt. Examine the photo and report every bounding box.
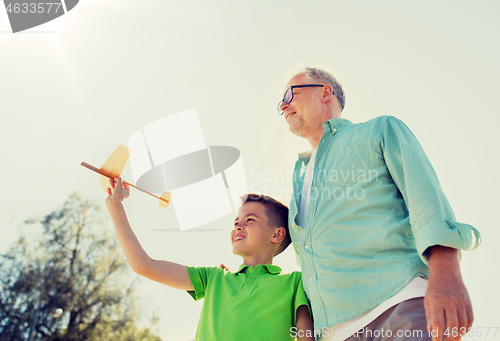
[186,264,310,341]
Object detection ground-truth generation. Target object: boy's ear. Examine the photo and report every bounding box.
[271,227,286,244]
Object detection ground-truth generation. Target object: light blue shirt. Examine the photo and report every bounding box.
[288,116,481,330]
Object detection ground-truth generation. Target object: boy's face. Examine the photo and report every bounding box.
[231,202,276,257]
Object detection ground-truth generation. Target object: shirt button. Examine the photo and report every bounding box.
[309,277,314,282]
[333,128,337,132]
[305,244,310,250]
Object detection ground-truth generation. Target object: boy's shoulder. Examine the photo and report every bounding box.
[277,270,303,283]
[187,264,302,282]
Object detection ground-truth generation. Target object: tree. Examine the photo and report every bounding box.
[0,193,161,341]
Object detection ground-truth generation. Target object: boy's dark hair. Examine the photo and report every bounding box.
[240,193,291,256]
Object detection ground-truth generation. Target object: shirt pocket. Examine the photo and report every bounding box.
[326,143,369,186]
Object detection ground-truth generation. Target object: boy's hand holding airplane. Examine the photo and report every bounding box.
[106,177,130,204]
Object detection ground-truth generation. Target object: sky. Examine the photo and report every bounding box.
[1,1,499,340]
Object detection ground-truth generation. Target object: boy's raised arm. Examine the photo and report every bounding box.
[106,177,194,291]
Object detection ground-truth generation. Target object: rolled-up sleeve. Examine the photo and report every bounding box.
[381,116,481,265]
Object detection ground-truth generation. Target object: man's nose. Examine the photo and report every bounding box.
[279,100,288,114]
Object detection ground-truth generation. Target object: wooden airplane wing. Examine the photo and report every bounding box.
[99,145,131,191]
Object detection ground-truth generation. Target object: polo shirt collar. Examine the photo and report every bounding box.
[236,264,282,274]
[298,118,354,163]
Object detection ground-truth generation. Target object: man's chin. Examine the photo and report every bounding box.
[288,124,306,138]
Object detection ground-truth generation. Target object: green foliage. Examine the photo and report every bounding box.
[0,193,161,341]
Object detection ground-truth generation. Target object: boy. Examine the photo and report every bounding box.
[105,177,314,341]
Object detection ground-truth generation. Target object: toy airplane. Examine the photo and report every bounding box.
[81,145,171,208]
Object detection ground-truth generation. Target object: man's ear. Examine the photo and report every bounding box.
[322,84,334,102]
[272,227,286,244]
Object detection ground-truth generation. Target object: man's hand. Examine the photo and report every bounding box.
[425,246,473,341]
[106,177,130,205]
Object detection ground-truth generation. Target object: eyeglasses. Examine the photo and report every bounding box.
[277,84,326,115]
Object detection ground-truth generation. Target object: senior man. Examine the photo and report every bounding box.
[278,65,480,341]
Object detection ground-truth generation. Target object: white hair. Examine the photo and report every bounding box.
[286,64,346,110]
